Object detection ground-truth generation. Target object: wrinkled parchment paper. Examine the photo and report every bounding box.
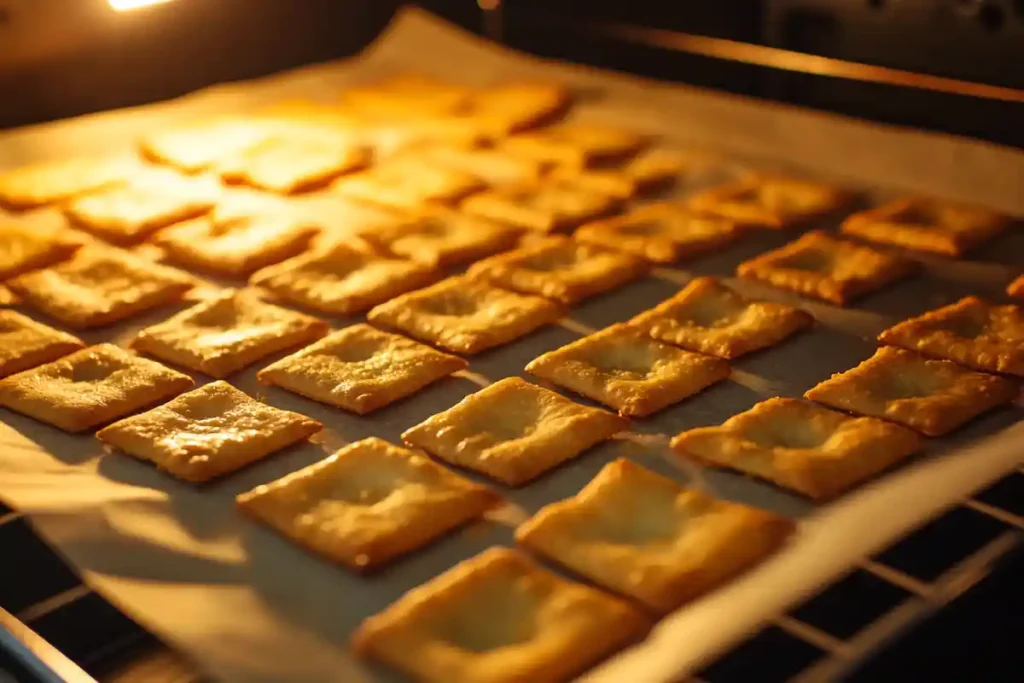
[2,8,1023,683]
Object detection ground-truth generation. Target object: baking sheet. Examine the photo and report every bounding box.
[2,7,1024,683]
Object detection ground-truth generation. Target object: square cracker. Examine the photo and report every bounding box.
[258,324,467,414]
[419,145,546,186]
[249,242,436,316]
[8,247,194,329]
[467,82,572,134]
[0,344,193,432]
[515,459,794,613]
[140,117,273,172]
[671,397,922,500]
[352,546,648,683]
[526,323,730,417]
[1009,273,1024,299]
[549,149,686,200]
[501,123,648,167]
[467,235,648,304]
[805,346,1018,437]
[0,223,80,280]
[687,174,850,229]
[333,157,484,210]
[630,276,812,359]
[841,197,1009,256]
[133,290,328,379]
[238,437,499,572]
[460,182,620,233]
[218,133,370,194]
[878,296,1024,377]
[368,276,562,355]
[0,310,85,379]
[0,157,128,210]
[736,230,912,306]
[157,213,318,277]
[63,178,217,245]
[341,75,472,117]
[360,208,521,268]
[403,377,627,486]
[97,381,321,483]
[575,203,742,263]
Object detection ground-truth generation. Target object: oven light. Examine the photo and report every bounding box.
[109,0,176,11]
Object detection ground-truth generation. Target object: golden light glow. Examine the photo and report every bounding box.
[109,0,176,12]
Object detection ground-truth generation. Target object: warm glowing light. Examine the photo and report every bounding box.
[109,0,176,11]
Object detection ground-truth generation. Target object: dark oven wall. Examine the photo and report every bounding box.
[0,0,398,129]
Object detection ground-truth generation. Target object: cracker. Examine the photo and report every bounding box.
[468,235,648,304]
[249,242,435,316]
[360,208,521,268]
[238,437,499,572]
[132,290,328,378]
[841,197,1010,256]
[526,323,730,417]
[0,223,80,280]
[0,344,193,432]
[467,81,572,134]
[352,547,648,682]
[419,145,546,186]
[333,156,484,210]
[878,296,1024,377]
[97,381,321,483]
[0,310,85,379]
[403,377,627,486]
[687,174,850,229]
[574,203,742,263]
[671,397,922,500]
[139,117,273,172]
[502,123,648,167]
[550,149,686,199]
[460,182,620,233]
[63,178,217,245]
[341,75,471,117]
[630,276,812,359]
[0,157,128,210]
[157,214,318,277]
[258,324,467,414]
[736,230,912,306]
[218,133,370,194]
[7,247,194,329]
[1009,273,1024,299]
[515,459,794,613]
[805,346,1018,436]
[368,276,562,355]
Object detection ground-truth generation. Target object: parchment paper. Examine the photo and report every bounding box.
[2,8,1023,683]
